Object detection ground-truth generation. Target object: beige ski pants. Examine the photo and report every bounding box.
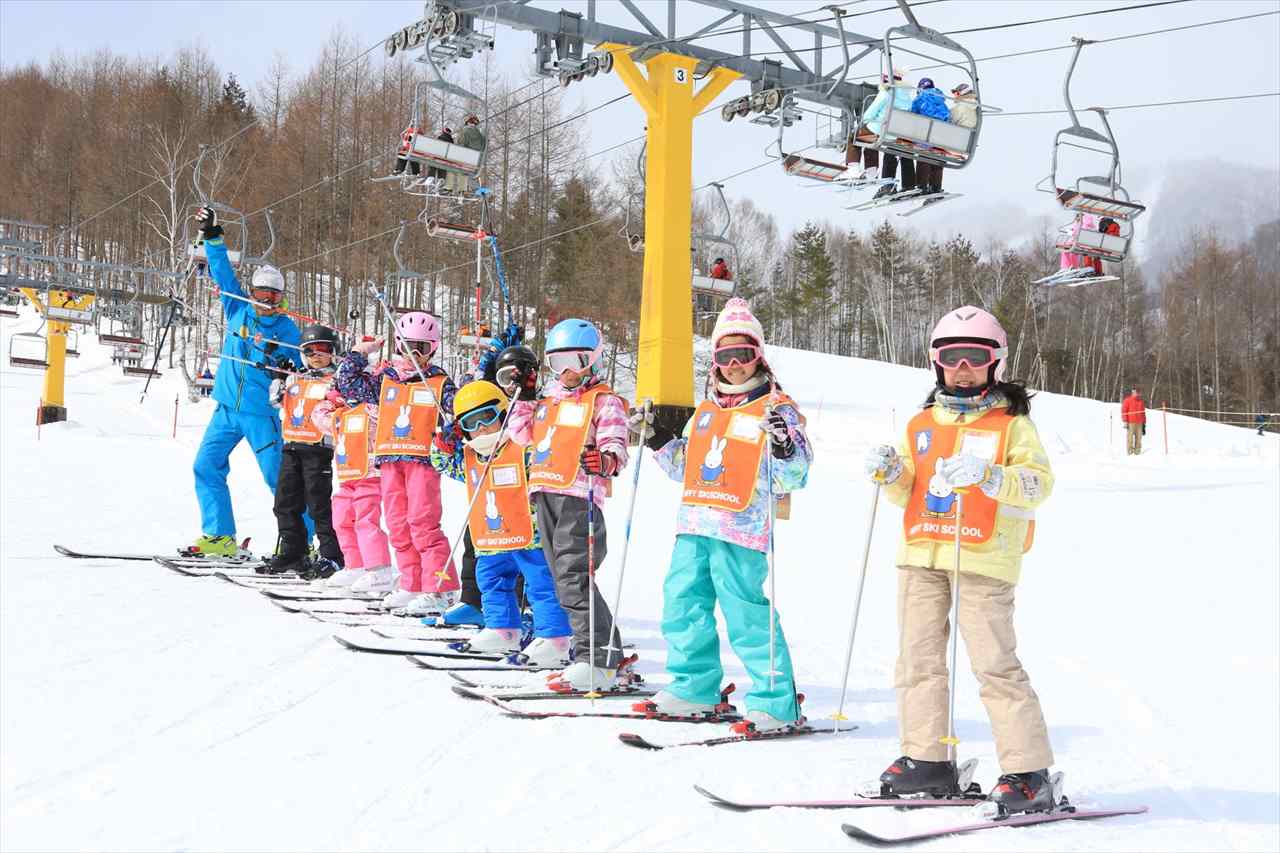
[895,565,1054,774]
[1126,422,1143,455]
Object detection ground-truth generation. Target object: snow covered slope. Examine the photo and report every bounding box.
[2,308,1277,852]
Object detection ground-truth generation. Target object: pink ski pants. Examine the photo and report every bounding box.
[380,460,458,593]
[331,477,390,570]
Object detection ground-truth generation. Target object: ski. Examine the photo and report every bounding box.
[213,572,308,588]
[154,557,269,577]
[370,625,478,641]
[271,599,385,616]
[618,720,855,750]
[408,655,560,674]
[468,693,742,724]
[692,785,981,812]
[259,587,381,602]
[451,683,654,703]
[332,631,505,660]
[445,670,539,690]
[839,805,1149,847]
[54,545,155,561]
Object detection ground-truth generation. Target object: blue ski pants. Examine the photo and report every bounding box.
[193,404,312,540]
[476,547,570,638]
[661,534,799,722]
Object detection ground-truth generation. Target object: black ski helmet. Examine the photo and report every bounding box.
[492,344,537,387]
[300,324,339,351]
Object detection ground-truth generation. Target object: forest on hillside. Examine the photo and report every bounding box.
[2,37,1276,422]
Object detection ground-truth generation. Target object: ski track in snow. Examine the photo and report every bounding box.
[2,310,1278,852]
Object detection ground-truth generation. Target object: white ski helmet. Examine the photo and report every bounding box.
[251,265,285,293]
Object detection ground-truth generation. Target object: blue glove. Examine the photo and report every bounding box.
[477,323,524,377]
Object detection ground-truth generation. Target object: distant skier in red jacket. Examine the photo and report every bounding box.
[1121,388,1146,455]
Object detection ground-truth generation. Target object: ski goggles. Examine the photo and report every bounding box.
[930,342,1007,370]
[546,349,594,375]
[712,343,762,369]
[251,288,284,304]
[494,364,525,391]
[458,404,503,433]
[302,342,334,355]
[404,339,436,356]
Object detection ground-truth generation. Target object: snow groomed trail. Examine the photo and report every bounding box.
[2,309,1277,852]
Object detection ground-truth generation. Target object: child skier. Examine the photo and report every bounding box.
[863,305,1056,813]
[310,340,393,589]
[430,378,574,667]
[506,318,630,690]
[633,298,812,732]
[335,312,459,611]
[262,324,344,579]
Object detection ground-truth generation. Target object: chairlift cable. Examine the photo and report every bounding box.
[991,91,1280,117]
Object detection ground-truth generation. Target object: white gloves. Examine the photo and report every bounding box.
[627,407,654,441]
[864,444,903,484]
[939,453,992,489]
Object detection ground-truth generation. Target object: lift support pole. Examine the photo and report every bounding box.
[19,287,95,424]
[604,45,738,428]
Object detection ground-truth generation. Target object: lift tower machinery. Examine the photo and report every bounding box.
[394,1,876,432]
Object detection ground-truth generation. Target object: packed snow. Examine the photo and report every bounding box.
[2,307,1277,852]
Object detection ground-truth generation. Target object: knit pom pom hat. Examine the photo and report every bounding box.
[711,297,765,349]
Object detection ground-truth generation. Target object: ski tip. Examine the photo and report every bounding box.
[618,733,662,751]
[332,634,358,651]
[52,544,74,557]
[692,785,753,812]
[840,824,894,847]
[451,684,484,701]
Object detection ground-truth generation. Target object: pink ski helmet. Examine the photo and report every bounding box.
[396,311,442,346]
[928,305,1009,383]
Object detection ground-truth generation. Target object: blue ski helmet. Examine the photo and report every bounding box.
[545,318,603,373]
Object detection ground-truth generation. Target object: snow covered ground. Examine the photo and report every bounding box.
[2,307,1278,852]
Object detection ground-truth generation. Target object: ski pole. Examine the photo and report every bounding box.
[201,280,355,335]
[602,399,651,668]
[833,480,880,723]
[764,392,782,692]
[942,491,964,763]
[585,469,599,699]
[366,283,429,385]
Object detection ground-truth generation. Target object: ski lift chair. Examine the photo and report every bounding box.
[64,327,80,358]
[427,218,486,241]
[690,183,739,300]
[8,329,48,369]
[0,294,18,318]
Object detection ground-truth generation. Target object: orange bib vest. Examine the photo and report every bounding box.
[333,405,372,482]
[280,377,331,444]
[903,406,1026,549]
[465,441,536,552]
[527,384,619,492]
[373,375,446,457]
[681,393,796,513]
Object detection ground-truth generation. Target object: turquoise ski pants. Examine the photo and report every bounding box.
[660,534,799,721]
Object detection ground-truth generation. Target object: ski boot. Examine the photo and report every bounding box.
[455,628,522,656]
[510,636,572,668]
[350,565,397,595]
[976,769,1062,819]
[549,660,619,693]
[421,601,484,627]
[381,587,416,610]
[731,709,805,735]
[872,183,897,201]
[633,682,735,718]
[298,556,340,582]
[873,756,963,798]
[257,553,305,576]
[180,535,241,559]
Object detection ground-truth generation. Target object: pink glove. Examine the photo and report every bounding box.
[352,336,383,356]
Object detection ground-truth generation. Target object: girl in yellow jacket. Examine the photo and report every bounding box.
[864,306,1057,815]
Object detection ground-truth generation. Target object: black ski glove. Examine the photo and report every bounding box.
[195,206,223,240]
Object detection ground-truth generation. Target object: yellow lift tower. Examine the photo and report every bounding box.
[393,1,877,429]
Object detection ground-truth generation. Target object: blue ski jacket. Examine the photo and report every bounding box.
[911,88,950,122]
[206,238,300,415]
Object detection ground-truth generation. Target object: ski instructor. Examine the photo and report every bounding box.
[185,206,302,558]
